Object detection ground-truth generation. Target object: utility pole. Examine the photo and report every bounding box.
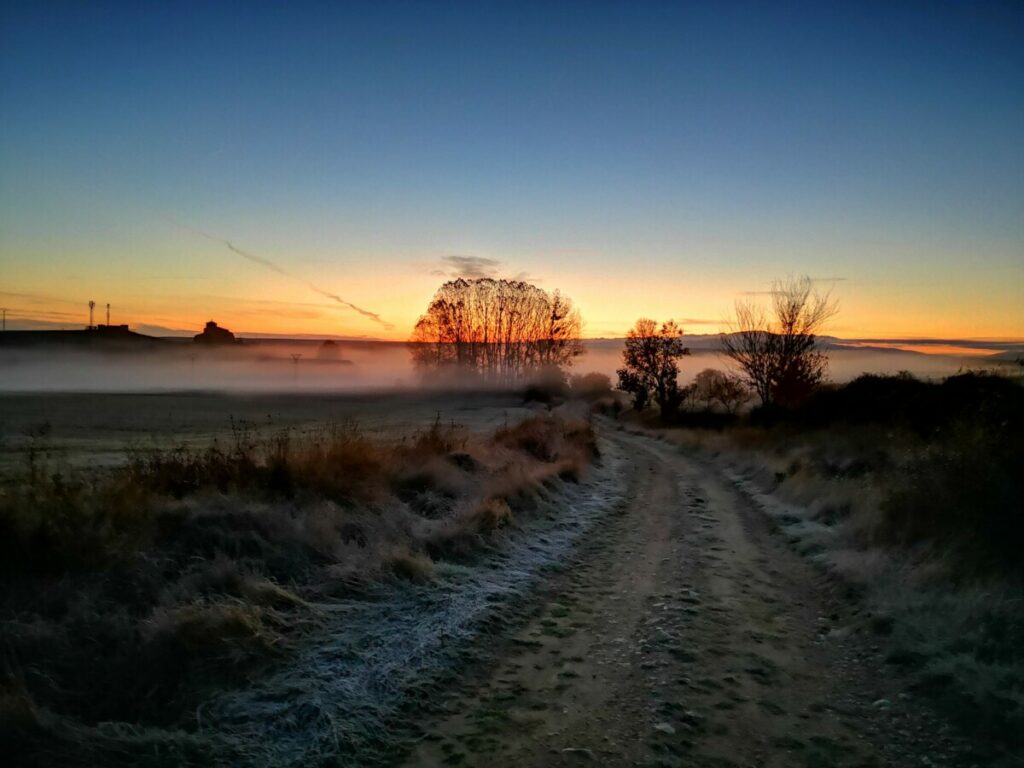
[1,308,6,331]
[88,300,95,329]
[106,303,110,326]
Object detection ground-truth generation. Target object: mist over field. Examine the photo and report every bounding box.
[0,339,1003,394]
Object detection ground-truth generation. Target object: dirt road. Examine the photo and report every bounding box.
[401,426,969,768]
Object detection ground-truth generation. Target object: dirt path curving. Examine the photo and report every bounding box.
[399,426,972,768]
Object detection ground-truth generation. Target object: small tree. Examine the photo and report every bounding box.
[616,319,690,420]
[721,276,837,408]
[692,368,723,410]
[714,374,749,414]
[692,368,749,413]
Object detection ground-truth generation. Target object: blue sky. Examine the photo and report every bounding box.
[1,1,1022,338]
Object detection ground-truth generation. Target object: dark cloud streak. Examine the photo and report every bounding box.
[169,218,393,330]
[441,255,501,279]
[434,254,533,283]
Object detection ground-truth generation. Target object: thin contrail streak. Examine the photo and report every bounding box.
[168,218,393,330]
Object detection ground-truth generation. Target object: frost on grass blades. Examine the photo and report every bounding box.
[189,438,625,766]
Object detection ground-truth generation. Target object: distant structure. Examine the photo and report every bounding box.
[94,303,128,333]
[316,339,342,360]
[194,320,237,345]
[82,301,129,333]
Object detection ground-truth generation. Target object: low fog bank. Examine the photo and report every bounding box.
[580,341,1003,386]
[0,339,1005,394]
[0,342,415,394]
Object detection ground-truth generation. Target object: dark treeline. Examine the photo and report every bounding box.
[410,278,583,382]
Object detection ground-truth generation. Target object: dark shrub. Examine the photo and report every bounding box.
[880,419,1023,576]
[569,372,613,401]
[523,365,570,404]
[797,372,1024,436]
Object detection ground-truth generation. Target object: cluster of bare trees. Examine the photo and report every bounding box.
[721,275,837,407]
[410,278,583,382]
[616,276,836,420]
[410,273,835,410]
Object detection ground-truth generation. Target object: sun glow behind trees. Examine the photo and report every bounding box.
[409,278,583,383]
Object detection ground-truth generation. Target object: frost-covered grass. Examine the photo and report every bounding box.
[659,379,1024,762]
[0,406,603,765]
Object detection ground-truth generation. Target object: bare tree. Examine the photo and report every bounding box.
[616,319,690,420]
[410,278,583,382]
[721,275,837,407]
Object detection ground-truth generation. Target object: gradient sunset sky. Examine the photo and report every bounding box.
[1,1,1022,341]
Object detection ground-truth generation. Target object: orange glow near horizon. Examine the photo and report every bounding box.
[840,342,1005,357]
[4,276,1022,351]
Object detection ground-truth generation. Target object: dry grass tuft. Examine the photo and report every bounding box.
[143,600,284,678]
[472,497,513,532]
[386,547,435,583]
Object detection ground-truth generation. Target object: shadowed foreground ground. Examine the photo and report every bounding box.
[400,424,974,768]
[2,400,997,767]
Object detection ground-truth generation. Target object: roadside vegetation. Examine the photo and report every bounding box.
[623,365,1023,757]
[611,275,1023,760]
[0,411,598,757]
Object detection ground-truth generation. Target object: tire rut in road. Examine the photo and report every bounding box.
[401,427,970,768]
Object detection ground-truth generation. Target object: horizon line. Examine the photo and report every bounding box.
[3,325,1022,349]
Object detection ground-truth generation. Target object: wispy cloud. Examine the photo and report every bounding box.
[677,317,721,326]
[219,236,393,330]
[431,254,533,282]
[169,219,393,330]
[436,255,501,279]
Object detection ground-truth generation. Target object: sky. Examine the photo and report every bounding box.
[1,0,1022,341]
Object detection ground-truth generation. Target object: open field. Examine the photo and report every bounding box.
[0,390,534,470]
